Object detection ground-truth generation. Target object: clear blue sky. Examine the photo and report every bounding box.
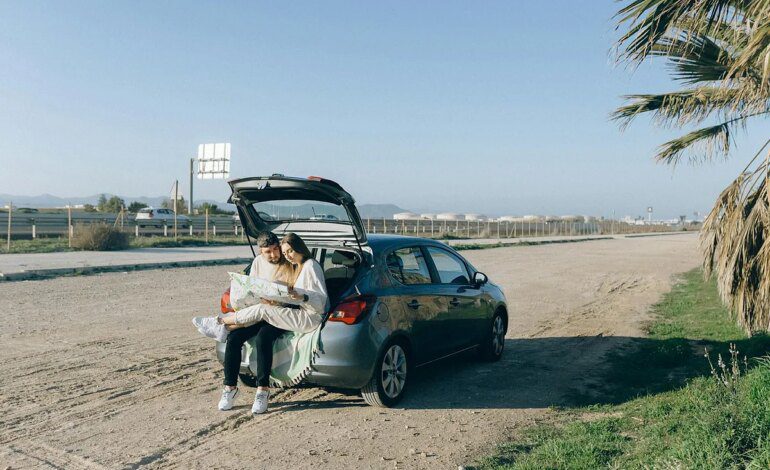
[1,0,767,219]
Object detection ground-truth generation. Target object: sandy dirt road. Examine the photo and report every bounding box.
[0,233,700,469]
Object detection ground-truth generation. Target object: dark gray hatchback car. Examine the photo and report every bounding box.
[216,175,508,407]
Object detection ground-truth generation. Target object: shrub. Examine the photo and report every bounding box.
[71,223,129,251]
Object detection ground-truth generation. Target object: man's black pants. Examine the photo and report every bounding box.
[223,322,287,387]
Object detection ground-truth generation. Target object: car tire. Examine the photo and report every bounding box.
[477,310,506,362]
[239,373,257,388]
[361,339,409,408]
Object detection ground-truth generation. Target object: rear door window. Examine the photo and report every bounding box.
[386,247,432,285]
[426,247,470,285]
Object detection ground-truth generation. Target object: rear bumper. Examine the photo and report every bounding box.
[214,321,380,390]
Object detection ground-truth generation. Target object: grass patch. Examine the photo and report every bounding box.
[475,269,770,469]
[129,236,248,249]
[2,238,70,253]
[2,235,249,254]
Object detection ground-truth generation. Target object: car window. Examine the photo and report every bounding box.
[426,247,470,285]
[386,247,432,285]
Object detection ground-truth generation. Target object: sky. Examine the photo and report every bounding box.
[1,0,767,219]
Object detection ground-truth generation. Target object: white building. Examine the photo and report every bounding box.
[393,212,419,220]
[464,213,488,221]
[437,212,464,221]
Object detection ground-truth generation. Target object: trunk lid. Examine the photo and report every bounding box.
[228,175,368,248]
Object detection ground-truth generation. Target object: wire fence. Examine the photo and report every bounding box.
[0,211,693,245]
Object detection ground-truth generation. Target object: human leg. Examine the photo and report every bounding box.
[251,323,288,414]
[252,323,289,388]
[222,323,263,387]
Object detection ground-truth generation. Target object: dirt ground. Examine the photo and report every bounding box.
[0,233,700,469]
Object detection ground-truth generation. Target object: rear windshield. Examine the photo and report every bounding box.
[251,200,350,223]
[138,208,153,213]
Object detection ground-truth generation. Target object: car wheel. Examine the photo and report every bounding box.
[361,340,409,407]
[239,373,257,388]
[478,310,506,362]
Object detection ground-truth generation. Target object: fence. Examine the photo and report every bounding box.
[364,218,682,238]
[0,211,689,244]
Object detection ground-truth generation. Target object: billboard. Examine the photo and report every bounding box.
[197,143,231,179]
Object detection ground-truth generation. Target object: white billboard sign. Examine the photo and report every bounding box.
[197,143,231,179]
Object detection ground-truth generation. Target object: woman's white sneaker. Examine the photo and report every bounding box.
[252,389,270,414]
[218,387,238,411]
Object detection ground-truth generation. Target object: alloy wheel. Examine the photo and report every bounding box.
[492,315,505,356]
[381,344,407,399]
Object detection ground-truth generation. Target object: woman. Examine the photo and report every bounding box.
[219,232,328,414]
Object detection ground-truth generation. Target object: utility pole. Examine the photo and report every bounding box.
[189,158,194,215]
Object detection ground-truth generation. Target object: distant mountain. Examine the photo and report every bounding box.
[0,193,230,209]
[0,194,409,217]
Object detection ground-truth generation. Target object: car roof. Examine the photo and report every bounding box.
[365,234,452,253]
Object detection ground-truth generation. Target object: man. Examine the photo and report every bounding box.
[246,231,286,286]
[217,231,291,414]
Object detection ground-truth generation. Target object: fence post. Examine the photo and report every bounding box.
[163,224,168,237]
[205,209,209,243]
[213,224,217,237]
[31,218,36,239]
[6,202,11,252]
[135,225,139,237]
[190,224,194,237]
[67,205,72,248]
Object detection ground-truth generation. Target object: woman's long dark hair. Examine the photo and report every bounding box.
[280,233,313,286]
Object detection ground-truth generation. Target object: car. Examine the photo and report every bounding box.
[135,207,190,228]
[309,214,339,221]
[216,175,508,407]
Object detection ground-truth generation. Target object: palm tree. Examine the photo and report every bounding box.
[613,0,770,334]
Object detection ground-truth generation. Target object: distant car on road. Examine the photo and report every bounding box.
[135,207,190,228]
[309,214,339,221]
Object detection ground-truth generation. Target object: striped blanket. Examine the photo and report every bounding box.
[243,326,323,388]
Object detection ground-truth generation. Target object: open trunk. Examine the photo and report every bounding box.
[228,175,368,250]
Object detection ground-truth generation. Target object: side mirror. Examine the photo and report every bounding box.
[473,271,488,287]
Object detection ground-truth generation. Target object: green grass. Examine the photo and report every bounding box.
[475,269,770,469]
[2,235,248,254]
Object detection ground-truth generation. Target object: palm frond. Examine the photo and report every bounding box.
[612,88,754,129]
[655,119,737,164]
[702,152,770,334]
[652,32,738,83]
[615,0,748,63]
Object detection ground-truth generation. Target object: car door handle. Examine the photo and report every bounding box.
[406,300,421,310]
[449,298,460,307]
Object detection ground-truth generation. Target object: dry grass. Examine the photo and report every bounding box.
[71,223,129,251]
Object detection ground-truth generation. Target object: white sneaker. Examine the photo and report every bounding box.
[193,316,229,342]
[252,389,270,414]
[218,387,238,411]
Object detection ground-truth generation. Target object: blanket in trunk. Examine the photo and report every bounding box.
[243,326,322,388]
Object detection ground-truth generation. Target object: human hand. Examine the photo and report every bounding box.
[219,314,238,326]
[288,288,303,301]
[225,323,244,331]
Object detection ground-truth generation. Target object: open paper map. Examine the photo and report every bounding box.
[228,272,302,310]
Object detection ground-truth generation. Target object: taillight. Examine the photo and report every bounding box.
[221,288,234,313]
[148,211,153,218]
[328,295,375,325]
